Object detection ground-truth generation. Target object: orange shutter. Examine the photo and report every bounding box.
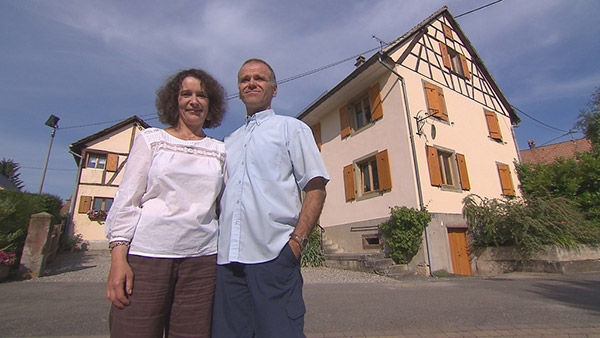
[443,23,453,40]
[424,82,441,119]
[484,110,503,141]
[456,153,471,191]
[369,83,384,121]
[339,105,351,139]
[106,153,118,172]
[78,196,92,213]
[459,54,471,79]
[437,87,448,121]
[439,42,451,69]
[343,164,356,201]
[426,146,442,186]
[376,149,392,191]
[497,163,515,196]
[312,123,322,151]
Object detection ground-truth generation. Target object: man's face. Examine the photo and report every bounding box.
[238,61,277,115]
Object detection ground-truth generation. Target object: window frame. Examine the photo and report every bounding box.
[356,154,380,197]
[86,153,107,169]
[426,145,470,192]
[92,197,113,212]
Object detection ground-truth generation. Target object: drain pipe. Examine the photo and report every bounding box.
[378,54,434,276]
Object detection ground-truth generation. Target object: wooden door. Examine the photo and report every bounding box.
[448,228,473,276]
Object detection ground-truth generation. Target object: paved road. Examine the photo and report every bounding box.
[1,250,599,337]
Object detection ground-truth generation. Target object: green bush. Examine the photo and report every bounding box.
[379,206,431,264]
[301,228,324,267]
[462,194,600,258]
[0,190,63,261]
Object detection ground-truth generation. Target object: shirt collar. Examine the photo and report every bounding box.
[246,109,275,126]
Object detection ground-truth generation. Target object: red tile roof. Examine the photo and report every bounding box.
[520,138,592,165]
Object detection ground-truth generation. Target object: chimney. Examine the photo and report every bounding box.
[354,55,365,67]
[528,140,536,149]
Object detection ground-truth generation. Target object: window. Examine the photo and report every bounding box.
[343,149,392,201]
[497,163,515,196]
[439,42,471,80]
[426,145,470,190]
[93,197,113,212]
[484,110,503,141]
[352,95,372,130]
[86,152,119,171]
[87,153,106,169]
[424,81,448,121]
[339,83,384,138]
[358,157,379,194]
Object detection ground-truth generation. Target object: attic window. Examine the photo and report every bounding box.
[439,42,471,80]
[87,153,106,169]
[448,47,466,77]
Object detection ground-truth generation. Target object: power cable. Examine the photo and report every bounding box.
[512,105,569,133]
[455,0,503,18]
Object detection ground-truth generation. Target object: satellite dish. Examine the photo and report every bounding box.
[431,124,437,139]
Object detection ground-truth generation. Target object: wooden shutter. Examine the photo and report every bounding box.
[484,110,503,141]
[426,146,442,186]
[443,23,453,40]
[456,153,471,191]
[369,83,384,121]
[339,105,351,139]
[312,123,322,151]
[459,54,471,79]
[78,196,92,213]
[106,153,118,172]
[376,149,392,191]
[343,164,356,201]
[497,163,515,196]
[439,42,452,69]
[424,82,448,121]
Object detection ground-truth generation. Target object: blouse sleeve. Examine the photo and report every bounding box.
[104,133,152,242]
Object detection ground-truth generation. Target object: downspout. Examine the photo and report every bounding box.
[377,54,434,276]
[66,150,84,237]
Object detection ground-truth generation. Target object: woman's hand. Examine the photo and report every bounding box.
[106,245,134,309]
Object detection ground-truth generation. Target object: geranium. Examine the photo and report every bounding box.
[87,209,107,219]
[0,250,17,265]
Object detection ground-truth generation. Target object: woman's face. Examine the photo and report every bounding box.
[177,76,210,129]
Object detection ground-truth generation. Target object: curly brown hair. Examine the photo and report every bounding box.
[155,69,227,129]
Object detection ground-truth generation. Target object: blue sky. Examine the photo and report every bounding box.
[1,0,599,201]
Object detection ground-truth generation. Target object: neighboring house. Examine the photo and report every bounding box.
[68,116,150,243]
[0,174,19,191]
[520,138,592,165]
[298,7,521,275]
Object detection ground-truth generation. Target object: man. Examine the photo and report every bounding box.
[212,58,329,337]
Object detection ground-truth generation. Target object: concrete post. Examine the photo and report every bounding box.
[19,212,53,278]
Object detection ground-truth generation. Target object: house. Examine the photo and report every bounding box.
[68,116,150,244]
[520,138,592,165]
[298,7,521,275]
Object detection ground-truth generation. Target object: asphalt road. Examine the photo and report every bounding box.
[0,250,599,337]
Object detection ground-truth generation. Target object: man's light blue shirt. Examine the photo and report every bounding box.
[217,109,329,264]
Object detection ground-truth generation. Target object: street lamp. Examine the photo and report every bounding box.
[38,114,60,194]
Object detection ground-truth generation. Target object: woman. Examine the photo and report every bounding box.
[105,68,226,338]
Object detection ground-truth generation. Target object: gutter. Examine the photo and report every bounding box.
[377,54,434,276]
[65,150,84,237]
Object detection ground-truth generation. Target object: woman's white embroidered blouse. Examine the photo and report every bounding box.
[105,128,225,258]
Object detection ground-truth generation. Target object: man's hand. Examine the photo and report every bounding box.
[289,238,302,259]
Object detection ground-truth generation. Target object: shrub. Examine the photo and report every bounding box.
[301,228,324,267]
[0,190,63,263]
[462,194,600,258]
[379,206,431,264]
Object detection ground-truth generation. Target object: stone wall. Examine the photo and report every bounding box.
[472,245,600,276]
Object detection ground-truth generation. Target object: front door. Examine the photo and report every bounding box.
[448,228,473,276]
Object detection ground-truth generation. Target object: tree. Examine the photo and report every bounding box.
[0,158,24,191]
[575,87,600,151]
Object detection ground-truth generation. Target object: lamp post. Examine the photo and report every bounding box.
[38,114,60,194]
